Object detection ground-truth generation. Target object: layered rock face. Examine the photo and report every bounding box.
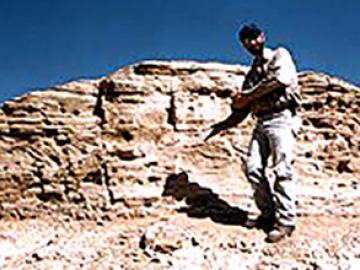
[0,61,359,221]
[1,61,360,268]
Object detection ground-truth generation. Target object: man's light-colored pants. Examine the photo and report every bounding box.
[245,109,300,227]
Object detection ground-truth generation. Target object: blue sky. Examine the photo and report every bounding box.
[1,0,359,103]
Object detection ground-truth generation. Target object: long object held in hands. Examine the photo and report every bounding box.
[204,108,250,141]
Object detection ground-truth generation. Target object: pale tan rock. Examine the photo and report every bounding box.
[173,92,230,131]
[140,222,194,254]
[0,60,359,228]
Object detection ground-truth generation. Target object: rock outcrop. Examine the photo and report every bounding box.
[1,60,360,268]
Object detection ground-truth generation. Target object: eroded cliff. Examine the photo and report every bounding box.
[1,61,360,268]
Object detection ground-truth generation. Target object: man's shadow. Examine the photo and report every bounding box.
[162,172,248,226]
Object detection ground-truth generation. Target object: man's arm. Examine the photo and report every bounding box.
[241,77,287,101]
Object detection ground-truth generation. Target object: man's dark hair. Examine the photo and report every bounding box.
[239,24,262,43]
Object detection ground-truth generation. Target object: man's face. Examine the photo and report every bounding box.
[242,32,265,57]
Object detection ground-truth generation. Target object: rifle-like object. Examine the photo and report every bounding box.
[205,107,250,141]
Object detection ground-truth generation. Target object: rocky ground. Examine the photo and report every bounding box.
[1,213,360,269]
[0,61,360,269]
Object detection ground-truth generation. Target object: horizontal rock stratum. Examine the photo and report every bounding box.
[1,61,360,268]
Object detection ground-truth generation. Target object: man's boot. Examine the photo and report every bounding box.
[265,225,295,243]
[245,214,276,233]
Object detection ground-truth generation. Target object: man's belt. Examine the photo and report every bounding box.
[255,106,294,119]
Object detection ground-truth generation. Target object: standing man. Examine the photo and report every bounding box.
[234,24,302,243]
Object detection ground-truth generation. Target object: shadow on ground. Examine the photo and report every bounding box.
[162,172,248,226]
